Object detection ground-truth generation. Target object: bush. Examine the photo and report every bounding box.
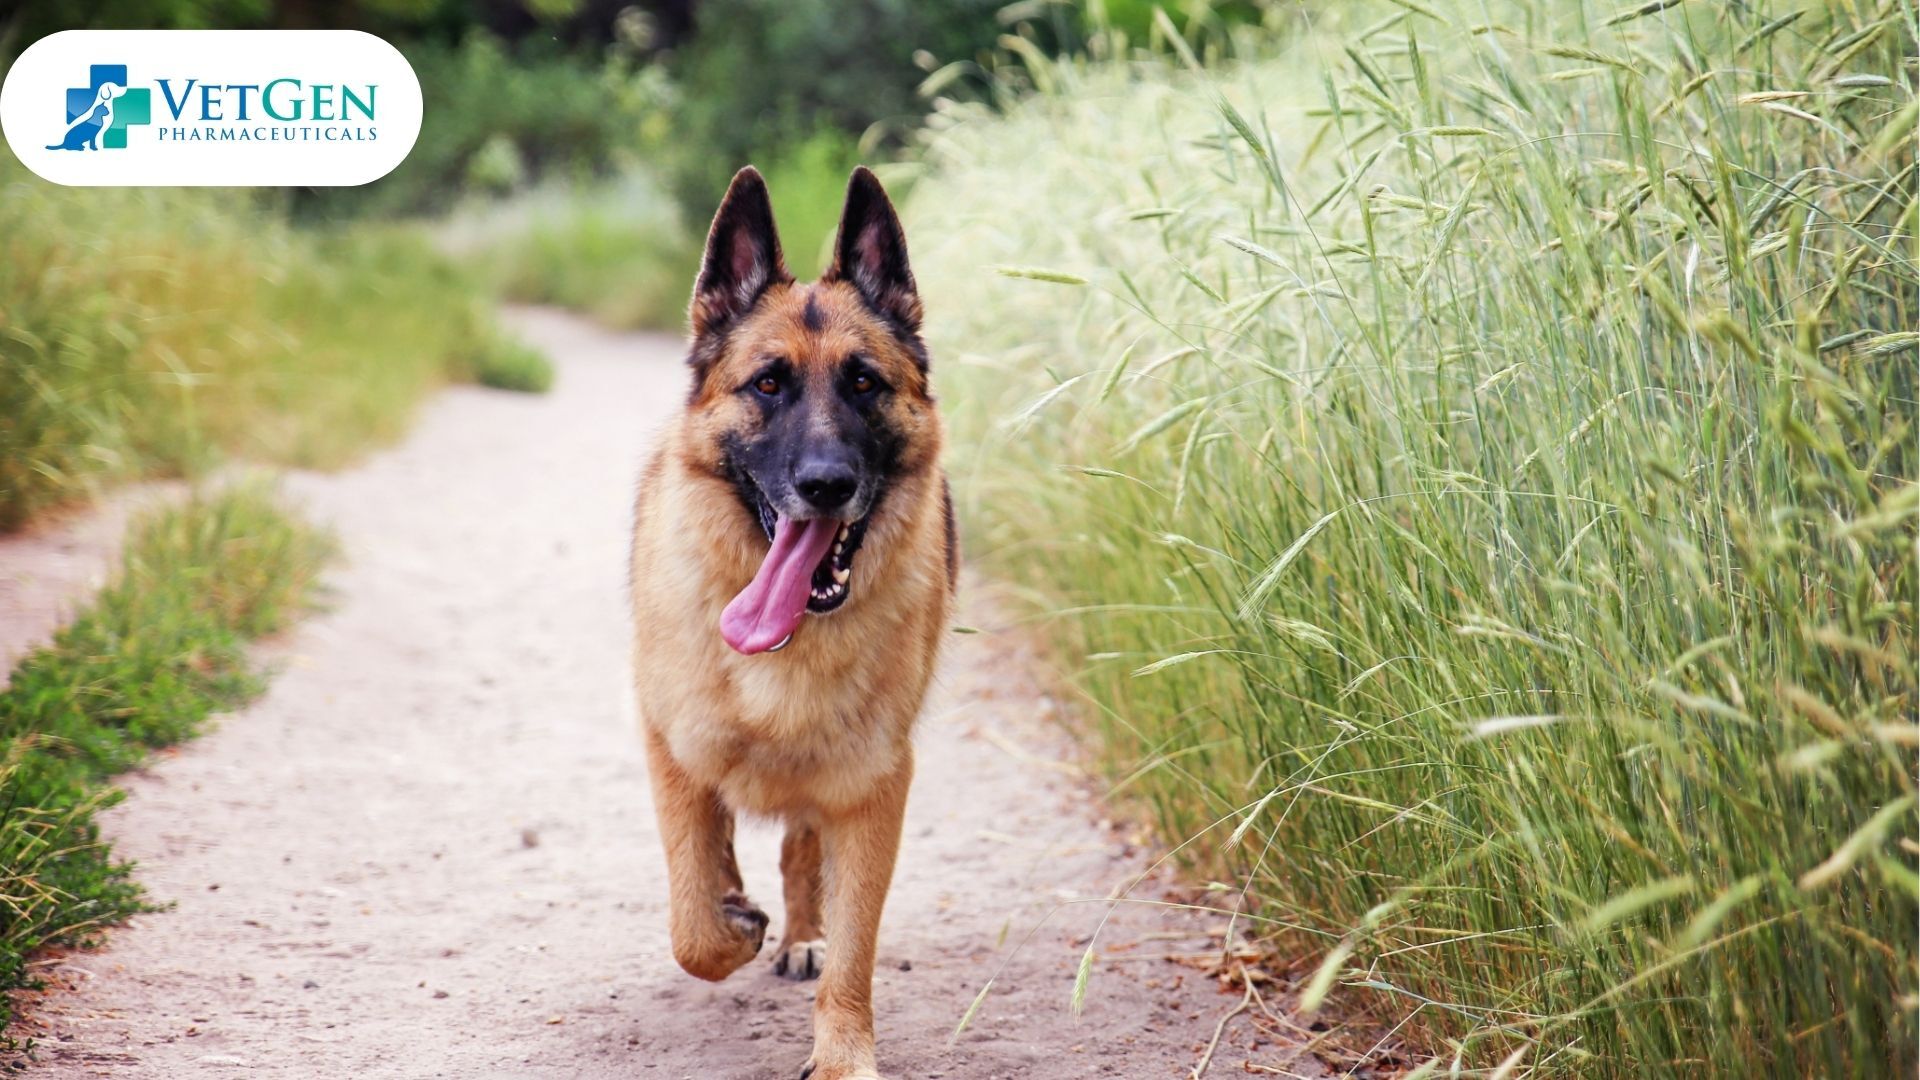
[0,484,330,1041]
[757,129,866,275]
[914,2,1915,1075]
[660,0,1001,219]
[0,148,538,531]
[295,33,671,220]
[474,332,555,393]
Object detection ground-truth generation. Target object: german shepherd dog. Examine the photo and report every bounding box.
[629,166,954,1080]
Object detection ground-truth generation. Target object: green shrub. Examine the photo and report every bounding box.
[0,484,330,1041]
[759,129,866,274]
[661,0,1002,219]
[295,34,671,220]
[0,149,533,531]
[915,2,1915,1075]
[474,332,555,393]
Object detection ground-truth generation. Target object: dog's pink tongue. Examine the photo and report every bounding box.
[721,516,839,655]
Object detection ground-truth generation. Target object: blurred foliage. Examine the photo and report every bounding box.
[444,168,701,329]
[452,126,860,333]
[297,34,672,218]
[0,0,693,52]
[2,1,687,220]
[2,0,271,41]
[1089,0,1275,48]
[3,0,1000,223]
[657,0,1002,215]
[3,0,1167,224]
[756,128,864,273]
[472,331,556,391]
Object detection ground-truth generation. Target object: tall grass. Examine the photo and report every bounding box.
[912,1,1915,1074]
[0,150,547,531]
[0,484,330,1042]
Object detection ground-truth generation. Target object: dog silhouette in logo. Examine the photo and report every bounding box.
[47,82,122,151]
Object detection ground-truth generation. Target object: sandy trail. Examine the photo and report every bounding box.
[16,308,1323,1079]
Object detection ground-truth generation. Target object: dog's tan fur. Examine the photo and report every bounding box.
[630,168,952,1080]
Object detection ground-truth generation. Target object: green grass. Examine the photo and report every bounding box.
[0,483,331,1043]
[0,150,549,532]
[473,332,557,393]
[758,129,867,275]
[912,1,1915,1075]
[443,170,702,331]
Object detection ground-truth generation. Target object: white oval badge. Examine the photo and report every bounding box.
[0,30,422,186]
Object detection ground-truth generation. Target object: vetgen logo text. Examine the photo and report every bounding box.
[2,31,421,186]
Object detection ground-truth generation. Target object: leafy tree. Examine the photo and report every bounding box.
[662,0,1002,213]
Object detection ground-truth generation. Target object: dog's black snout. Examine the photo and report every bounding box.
[793,456,859,513]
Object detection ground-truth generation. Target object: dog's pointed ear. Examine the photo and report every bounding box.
[824,166,922,336]
[691,166,792,339]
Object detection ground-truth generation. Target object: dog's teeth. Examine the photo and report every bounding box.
[832,566,849,585]
[833,542,843,555]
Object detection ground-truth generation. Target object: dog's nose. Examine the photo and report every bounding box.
[793,457,859,514]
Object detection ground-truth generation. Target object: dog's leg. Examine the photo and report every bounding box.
[801,759,911,1080]
[773,821,827,979]
[643,728,766,981]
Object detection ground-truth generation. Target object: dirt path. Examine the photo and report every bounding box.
[17,308,1325,1079]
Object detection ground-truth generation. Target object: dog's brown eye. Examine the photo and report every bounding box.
[850,373,876,394]
[754,375,781,396]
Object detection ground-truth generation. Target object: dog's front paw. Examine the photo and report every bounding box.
[772,938,826,980]
[721,891,770,947]
[672,891,768,982]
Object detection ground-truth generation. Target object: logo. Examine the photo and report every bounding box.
[1,31,421,186]
[48,64,151,151]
